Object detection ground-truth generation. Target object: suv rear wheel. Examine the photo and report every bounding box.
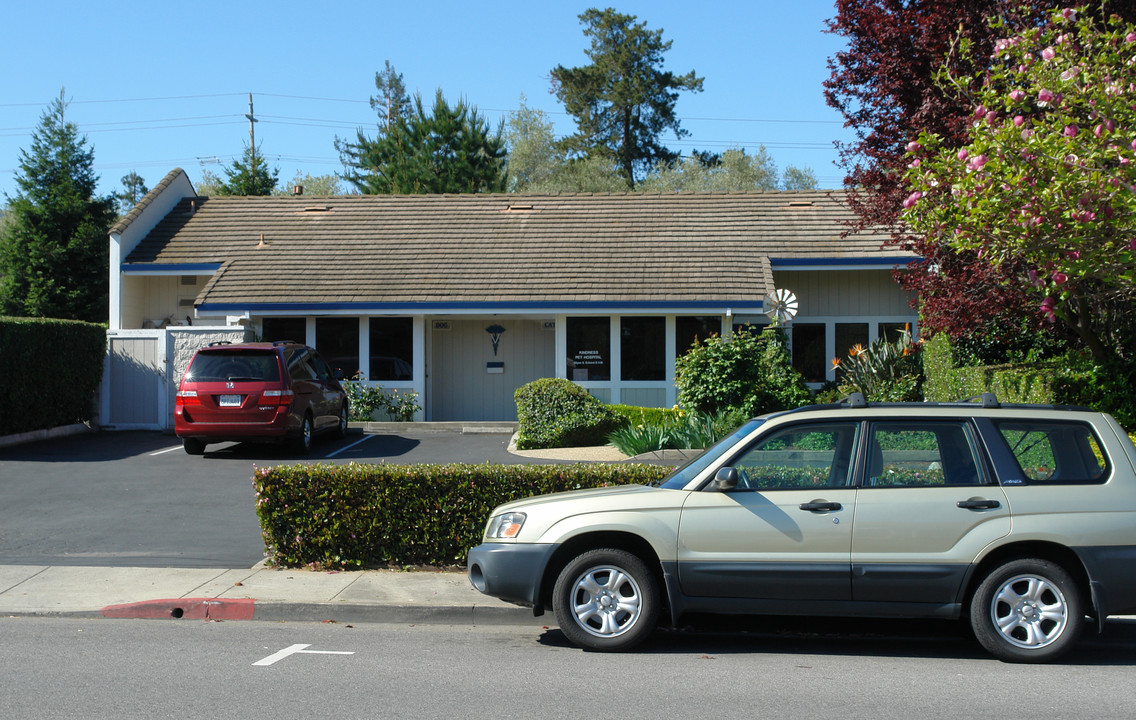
[553,548,659,652]
[970,558,1083,663]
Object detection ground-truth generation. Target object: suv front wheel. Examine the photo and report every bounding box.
[553,548,659,652]
[970,558,1083,663]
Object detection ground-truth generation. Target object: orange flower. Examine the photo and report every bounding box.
[849,344,866,357]
[831,357,841,369]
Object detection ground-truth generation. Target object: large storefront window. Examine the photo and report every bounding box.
[316,317,360,379]
[261,317,307,344]
[676,316,721,358]
[621,317,665,381]
[369,317,413,381]
[566,317,610,381]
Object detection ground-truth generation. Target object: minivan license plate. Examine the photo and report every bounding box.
[218,394,241,407]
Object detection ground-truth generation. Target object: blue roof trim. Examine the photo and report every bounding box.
[121,263,222,273]
[197,300,763,313]
[769,256,914,267]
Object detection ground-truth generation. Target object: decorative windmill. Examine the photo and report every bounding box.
[766,288,799,326]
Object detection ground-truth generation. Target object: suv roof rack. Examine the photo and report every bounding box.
[207,341,231,347]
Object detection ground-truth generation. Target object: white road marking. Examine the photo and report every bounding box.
[253,643,356,666]
[149,446,183,456]
[324,433,376,459]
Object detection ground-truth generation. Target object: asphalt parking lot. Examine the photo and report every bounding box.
[0,427,557,569]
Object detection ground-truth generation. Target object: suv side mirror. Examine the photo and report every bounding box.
[714,467,739,491]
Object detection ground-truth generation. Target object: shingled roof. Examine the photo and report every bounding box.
[121,186,903,313]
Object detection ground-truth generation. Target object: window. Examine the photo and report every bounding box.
[369,317,413,381]
[996,421,1108,484]
[791,323,826,383]
[879,322,909,343]
[726,422,860,490]
[316,317,360,379]
[620,317,665,381]
[262,317,307,344]
[676,316,721,358]
[285,349,317,381]
[865,421,983,487]
[566,317,610,381]
[836,322,869,358]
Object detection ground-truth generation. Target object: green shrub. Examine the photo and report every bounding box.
[834,325,922,401]
[608,404,680,427]
[514,378,623,449]
[676,325,811,416]
[253,462,672,568]
[607,408,748,456]
[342,377,421,421]
[0,316,106,435]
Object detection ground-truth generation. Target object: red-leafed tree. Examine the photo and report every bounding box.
[823,0,1136,355]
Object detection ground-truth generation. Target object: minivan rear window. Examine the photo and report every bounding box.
[185,350,281,382]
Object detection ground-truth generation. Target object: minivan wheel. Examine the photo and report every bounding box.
[336,403,348,438]
[292,413,313,454]
[970,558,1082,663]
[182,438,206,455]
[553,548,659,652]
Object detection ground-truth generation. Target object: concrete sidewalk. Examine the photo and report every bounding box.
[0,563,544,625]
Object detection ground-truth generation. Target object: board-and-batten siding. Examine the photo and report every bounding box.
[429,319,555,421]
[776,269,914,317]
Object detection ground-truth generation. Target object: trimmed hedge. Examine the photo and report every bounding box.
[253,462,672,569]
[514,378,623,449]
[0,316,106,435]
[608,404,681,427]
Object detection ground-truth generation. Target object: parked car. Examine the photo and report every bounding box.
[467,395,1136,662]
[175,341,348,455]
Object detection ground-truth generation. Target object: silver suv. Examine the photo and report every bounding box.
[467,395,1136,662]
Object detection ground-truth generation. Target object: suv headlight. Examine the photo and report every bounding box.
[485,512,526,539]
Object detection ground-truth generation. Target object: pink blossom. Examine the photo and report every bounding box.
[1040,297,1057,323]
[1062,8,1076,20]
[906,140,921,153]
[1014,115,1026,127]
[974,105,987,118]
[984,110,998,125]
[1064,125,1079,137]
[966,154,988,172]
[1127,32,1136,43]
[1068,250,1081,260]
[1010,89,1026,102]
[1042,47,1056,61]
[957,148,969,162]
[1038,88,1054,104]
[903,191,923,209]
[1053,272,1068,285]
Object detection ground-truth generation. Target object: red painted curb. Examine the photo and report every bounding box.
[100,598,256,620]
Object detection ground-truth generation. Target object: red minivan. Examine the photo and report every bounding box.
[175,341,348,455]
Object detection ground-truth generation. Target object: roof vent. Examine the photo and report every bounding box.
[503,203,536,213]
[296,206,333,215]
[786,201,815,208]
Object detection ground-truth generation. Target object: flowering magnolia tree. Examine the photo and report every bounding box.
[902,7,1136,362]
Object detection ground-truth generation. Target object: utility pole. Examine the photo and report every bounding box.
[245,93,258,168]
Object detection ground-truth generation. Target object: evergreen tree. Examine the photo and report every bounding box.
[0,91,116,322]
[551,8,703,187]
[217,143,279,196]
[115,171,149,214]
[342,89,506,194]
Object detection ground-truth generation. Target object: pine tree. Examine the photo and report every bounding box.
[551,8,703,187]
[0,90,116,322]
[115,171,149,214]
[217,143,279,196]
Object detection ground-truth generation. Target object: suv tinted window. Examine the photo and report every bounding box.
[728,421,859,489]
[996,420,1108,484]
[185,350,280,382]
[865,421,983,487]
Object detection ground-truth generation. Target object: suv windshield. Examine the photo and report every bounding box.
[185,350,281,382]
[653,419,764,490]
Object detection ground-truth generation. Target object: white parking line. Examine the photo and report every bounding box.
[324,434,377,459]
[149,445,184,456]
[253,643,355,667]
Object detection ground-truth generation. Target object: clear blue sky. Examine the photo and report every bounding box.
[0,0,853,200]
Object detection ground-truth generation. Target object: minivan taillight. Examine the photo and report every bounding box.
[259,389,295,408]
[176,389,200,407]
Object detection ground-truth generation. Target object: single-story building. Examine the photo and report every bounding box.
[101,167,915,428]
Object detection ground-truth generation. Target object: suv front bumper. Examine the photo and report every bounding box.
[467,542,557,611]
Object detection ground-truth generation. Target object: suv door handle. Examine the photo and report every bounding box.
[799,501,842,512]
[957,498,1001,510]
